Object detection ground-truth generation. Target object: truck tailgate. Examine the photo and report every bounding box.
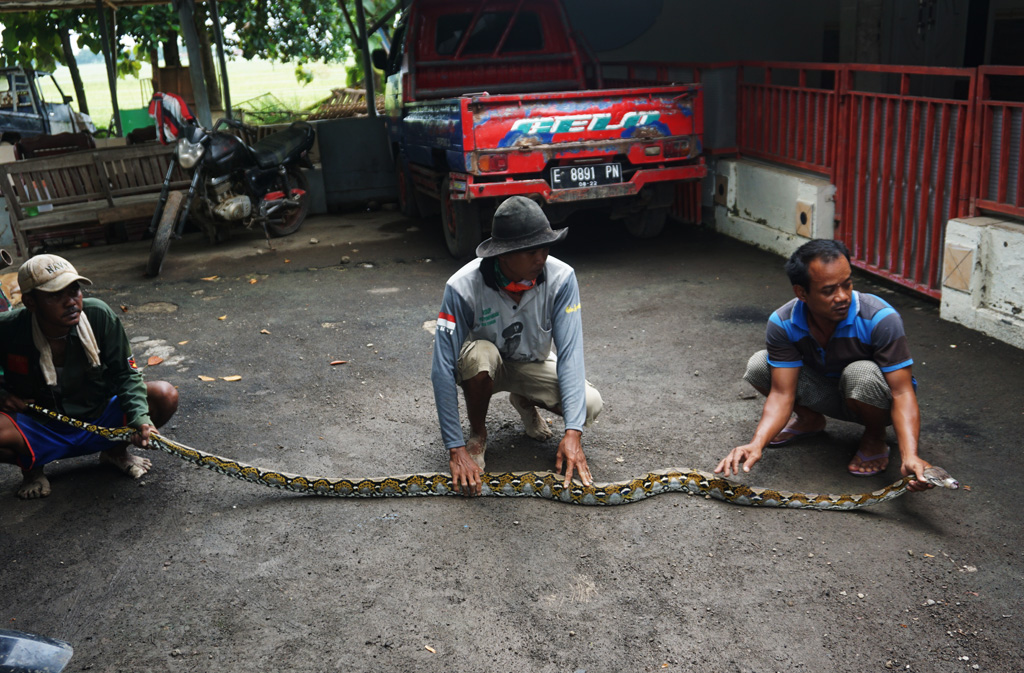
[467,86,703,155]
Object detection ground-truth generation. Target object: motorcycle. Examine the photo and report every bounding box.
[145,93,316,277]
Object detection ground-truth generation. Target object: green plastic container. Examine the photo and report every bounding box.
[119,107,154,134]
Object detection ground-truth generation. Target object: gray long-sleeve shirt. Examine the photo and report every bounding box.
[430,256,587,450]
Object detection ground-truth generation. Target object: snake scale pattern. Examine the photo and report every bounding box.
[29,405,959,510]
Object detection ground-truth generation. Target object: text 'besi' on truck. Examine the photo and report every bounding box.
[373,0,707,258]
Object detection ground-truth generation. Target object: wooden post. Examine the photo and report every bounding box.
[209,0,232,119]
[355,0,377,118]
[94,0,122,136]
[174,0,213,128]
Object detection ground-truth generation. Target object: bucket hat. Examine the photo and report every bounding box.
[475,196,567,258]
[18,254,92,294]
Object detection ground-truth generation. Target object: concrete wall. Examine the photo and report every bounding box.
[940,217,1024,350]
[711,158,836,259]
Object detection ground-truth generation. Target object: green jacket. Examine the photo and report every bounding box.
[0,298,152,428]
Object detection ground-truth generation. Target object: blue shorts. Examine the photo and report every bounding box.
[4,397,125,470]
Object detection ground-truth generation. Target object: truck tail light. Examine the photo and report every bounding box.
[665,138,691,158]
[478,153,508,172]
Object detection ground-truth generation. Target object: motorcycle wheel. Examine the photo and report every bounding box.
[145,190,183,278]
[267,166,310,237]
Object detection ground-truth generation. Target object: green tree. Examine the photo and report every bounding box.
[0,0,400,121]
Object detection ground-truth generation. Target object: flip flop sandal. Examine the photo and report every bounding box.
[848,446,891,477]
[767,427,824,447]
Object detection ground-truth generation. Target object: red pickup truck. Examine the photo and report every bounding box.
[374,0,706,257]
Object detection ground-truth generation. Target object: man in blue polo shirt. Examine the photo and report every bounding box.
[715,239,933,491]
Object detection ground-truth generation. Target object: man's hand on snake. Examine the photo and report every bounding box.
[555,429,591,488]
[901,456,935,492]
[715,442,764,478]
[449,446,483,496]
[131,423,156,449]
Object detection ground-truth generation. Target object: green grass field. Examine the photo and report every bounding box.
[38,58,352,130]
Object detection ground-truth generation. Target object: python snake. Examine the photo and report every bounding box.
[28,405,959,510]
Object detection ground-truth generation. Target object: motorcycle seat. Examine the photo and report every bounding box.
[251,121,315,169]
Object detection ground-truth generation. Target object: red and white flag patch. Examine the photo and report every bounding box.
[436,312,456,334]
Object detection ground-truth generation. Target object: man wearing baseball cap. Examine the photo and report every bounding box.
[431,196,603,495]
[0,254,178,499]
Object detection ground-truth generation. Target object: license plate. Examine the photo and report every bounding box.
[550,163,622,189]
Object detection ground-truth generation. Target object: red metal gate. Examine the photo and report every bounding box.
[971,66,1024,220]
[834,65,975,299]
[613,60,1022,299]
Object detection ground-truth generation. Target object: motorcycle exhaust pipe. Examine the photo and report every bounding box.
[0,249,12,271]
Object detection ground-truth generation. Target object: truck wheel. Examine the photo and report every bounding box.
[146,190,183,278]
[395,158,420,219]
[625,206,669,239]
[441,176,482,259]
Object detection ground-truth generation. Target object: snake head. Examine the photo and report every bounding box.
[921,466,959,490]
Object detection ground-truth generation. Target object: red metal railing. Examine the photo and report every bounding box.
[971,66,1024,220]
[834,65,976,299]
[737,62,842,179]
[611,60,1024,298]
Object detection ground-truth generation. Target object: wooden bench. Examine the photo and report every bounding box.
[0,143,189,255]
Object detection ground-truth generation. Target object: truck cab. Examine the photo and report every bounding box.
[0,68,94,143]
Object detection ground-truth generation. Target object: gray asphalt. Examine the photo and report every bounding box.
[2,208,1021,673]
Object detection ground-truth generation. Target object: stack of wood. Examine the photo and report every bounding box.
[306,88,386,120]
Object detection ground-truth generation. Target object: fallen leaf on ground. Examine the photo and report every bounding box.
[201,275,219,281]
[284,259,291,263]
[249,278,257,284]
[424,646,436,654]
[221,375,242,381]
[330,360,348,365]
[218,315,227,320]
[260,329,271,335]
[178,340,189,345]
[923,553,935,558]
[147,356,164,366]
[119,305,129,312]
[198,375,215,382]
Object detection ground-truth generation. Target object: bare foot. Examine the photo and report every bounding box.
[17,469,51,499]
[99,449,152,479]
[466,435,487,470]
[510,393,553,441]
[848,434,891,476]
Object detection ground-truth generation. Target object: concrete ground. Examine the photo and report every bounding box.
[1,209,1022,673]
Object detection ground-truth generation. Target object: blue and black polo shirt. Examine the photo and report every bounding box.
[766,291,913,378]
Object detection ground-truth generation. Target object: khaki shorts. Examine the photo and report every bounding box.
[743,349,894,423]
[456,340,603,426]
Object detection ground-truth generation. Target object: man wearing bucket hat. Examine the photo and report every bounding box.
[0,254,179,499]
[431,196,603,495]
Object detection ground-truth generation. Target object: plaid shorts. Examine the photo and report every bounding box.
[742,350,913,423]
